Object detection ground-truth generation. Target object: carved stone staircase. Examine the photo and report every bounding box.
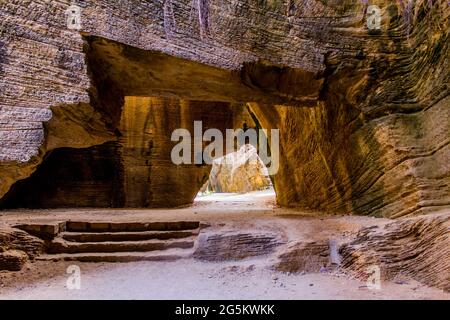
[15,221,200,263]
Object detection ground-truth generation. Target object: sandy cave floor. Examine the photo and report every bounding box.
[0,190,449,300]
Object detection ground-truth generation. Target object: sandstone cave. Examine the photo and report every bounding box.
[0,0,449,300]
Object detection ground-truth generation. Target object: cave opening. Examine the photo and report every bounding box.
[2,36,298,210]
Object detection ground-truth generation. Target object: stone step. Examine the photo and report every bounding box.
[36,248,193,263]
[46,237,195,254]
[66,221,200,232]
[61,230,198,243]
[14,222,66,240]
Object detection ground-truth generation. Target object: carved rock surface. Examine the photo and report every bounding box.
[0,97,233,208]
[339,214,450,292]
[0,226,44,271]
[273,241,331,274]
[194,232,282,261]
[204,145,272,193]
[0,250,28,272]
[0,1,448,217]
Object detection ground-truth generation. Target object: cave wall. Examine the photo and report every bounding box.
[246,1,450,217]
[0,97,233,208]
[250,95,449,217]
[0,0,448,216]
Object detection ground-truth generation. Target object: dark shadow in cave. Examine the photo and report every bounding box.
[0,142,124,209]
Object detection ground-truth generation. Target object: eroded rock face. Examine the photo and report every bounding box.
[273,241,331,274]
[0,250,29,272]
[194,232,282,261]
[0,1,448,216]
[339,214,450,292]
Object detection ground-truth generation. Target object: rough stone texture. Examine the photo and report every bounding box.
[194,231,282,261]
[0,226,45,260]
[0,97,233,208]
[14,222,65,240]
[31,219,200,262]
[0,250,28,271]
[46,237,194,254]
[64,220,200,232]
[202,144,272,193]
[0,1,448,216]
[85,36,320,106]
[61,230,197,242]
[273,240,331,273]
[339,214,450,292]
[250,95,450,217]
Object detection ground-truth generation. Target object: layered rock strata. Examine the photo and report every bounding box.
[0,1,447,216]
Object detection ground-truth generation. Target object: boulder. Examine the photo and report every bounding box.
[0,227,45,260]
[0,250,28,272]
[204,145,272,193]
